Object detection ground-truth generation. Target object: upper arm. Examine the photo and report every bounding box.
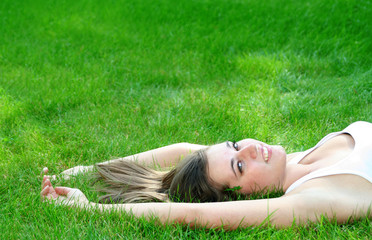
[94,191,364,229]
[285,176,372,225]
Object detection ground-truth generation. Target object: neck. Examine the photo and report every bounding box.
[281,159,312,192]
[281,134,355,192]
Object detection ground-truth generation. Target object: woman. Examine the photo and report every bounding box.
[41,121,372,229]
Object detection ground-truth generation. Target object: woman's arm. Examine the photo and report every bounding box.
[42,178,370,229]
[90,197,301,229]
[40,177,312,229]
[98,142,207,168]
[59,143,207,177]
[42,184,302,228]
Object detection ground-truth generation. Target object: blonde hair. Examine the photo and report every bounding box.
[93,149,232,203]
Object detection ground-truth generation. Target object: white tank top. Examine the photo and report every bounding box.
[286,121,372,194]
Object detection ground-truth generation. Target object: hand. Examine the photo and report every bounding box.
[42,167,57,181]
[41,172,89,206]
[42,165,93,181]
[60,165,93,178]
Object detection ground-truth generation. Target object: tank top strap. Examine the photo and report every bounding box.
[285,121,372,194]
[288,131,343,165]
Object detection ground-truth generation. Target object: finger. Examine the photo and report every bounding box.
[44,175,57,181]
[41,169,50,190]
[41,184,60,201]
[41,176,48,190]
[41,186,53,200]
[55,187,73,196]
[51,188,59,199]
[41,185,49,198]
[42,176,49,191]
[42,175,51,183]
[43,178,52,189]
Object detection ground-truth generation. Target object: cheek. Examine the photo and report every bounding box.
[245,164,282,190]
[237,167,264,193]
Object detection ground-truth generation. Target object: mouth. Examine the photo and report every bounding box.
[257,144,271,162]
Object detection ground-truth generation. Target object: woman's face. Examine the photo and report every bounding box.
[206,139,287,194]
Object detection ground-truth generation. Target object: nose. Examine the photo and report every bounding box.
[235,144,258,161]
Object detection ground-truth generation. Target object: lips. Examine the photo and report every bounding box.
[257,144,271,162]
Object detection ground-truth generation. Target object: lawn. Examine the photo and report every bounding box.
[0,0,371,238]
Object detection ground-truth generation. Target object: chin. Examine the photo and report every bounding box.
[271,145,287,170]
[280,146,287,158]
[272,145,286,157]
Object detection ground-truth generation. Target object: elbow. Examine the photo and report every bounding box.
[172,204,200,228]
[176,204,224,229]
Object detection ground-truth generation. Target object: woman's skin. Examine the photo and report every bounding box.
[41,136,372,229]
[206,139,287,194]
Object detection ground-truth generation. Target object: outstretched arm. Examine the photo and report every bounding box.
[42,174,370,229]
[40,175,311,229]
[57,143,207,178]
[98,142,207,168]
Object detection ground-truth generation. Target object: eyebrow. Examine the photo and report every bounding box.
[227,141,237,178]
[230,158,237,178]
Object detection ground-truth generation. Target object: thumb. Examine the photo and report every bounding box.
[55,187,73,196]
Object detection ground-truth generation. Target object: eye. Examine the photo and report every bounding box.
[237,161,243,174]
[232,141,239,151]
[228,140,240,151]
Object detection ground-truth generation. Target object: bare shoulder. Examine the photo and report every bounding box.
[286,174,372,223]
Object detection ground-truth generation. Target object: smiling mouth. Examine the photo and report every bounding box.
[257,144,270,162]
[263,146,269,162]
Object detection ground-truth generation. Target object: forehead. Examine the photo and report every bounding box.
[206,142,231,165]
[205,142,234,188]
[207,141,229,154]
[208,139,259,153]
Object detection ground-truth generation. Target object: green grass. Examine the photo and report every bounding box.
[1,0,371,238]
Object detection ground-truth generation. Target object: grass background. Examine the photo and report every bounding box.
[1,0,371,238]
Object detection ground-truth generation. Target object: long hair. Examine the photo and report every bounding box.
[93,149,231,203]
